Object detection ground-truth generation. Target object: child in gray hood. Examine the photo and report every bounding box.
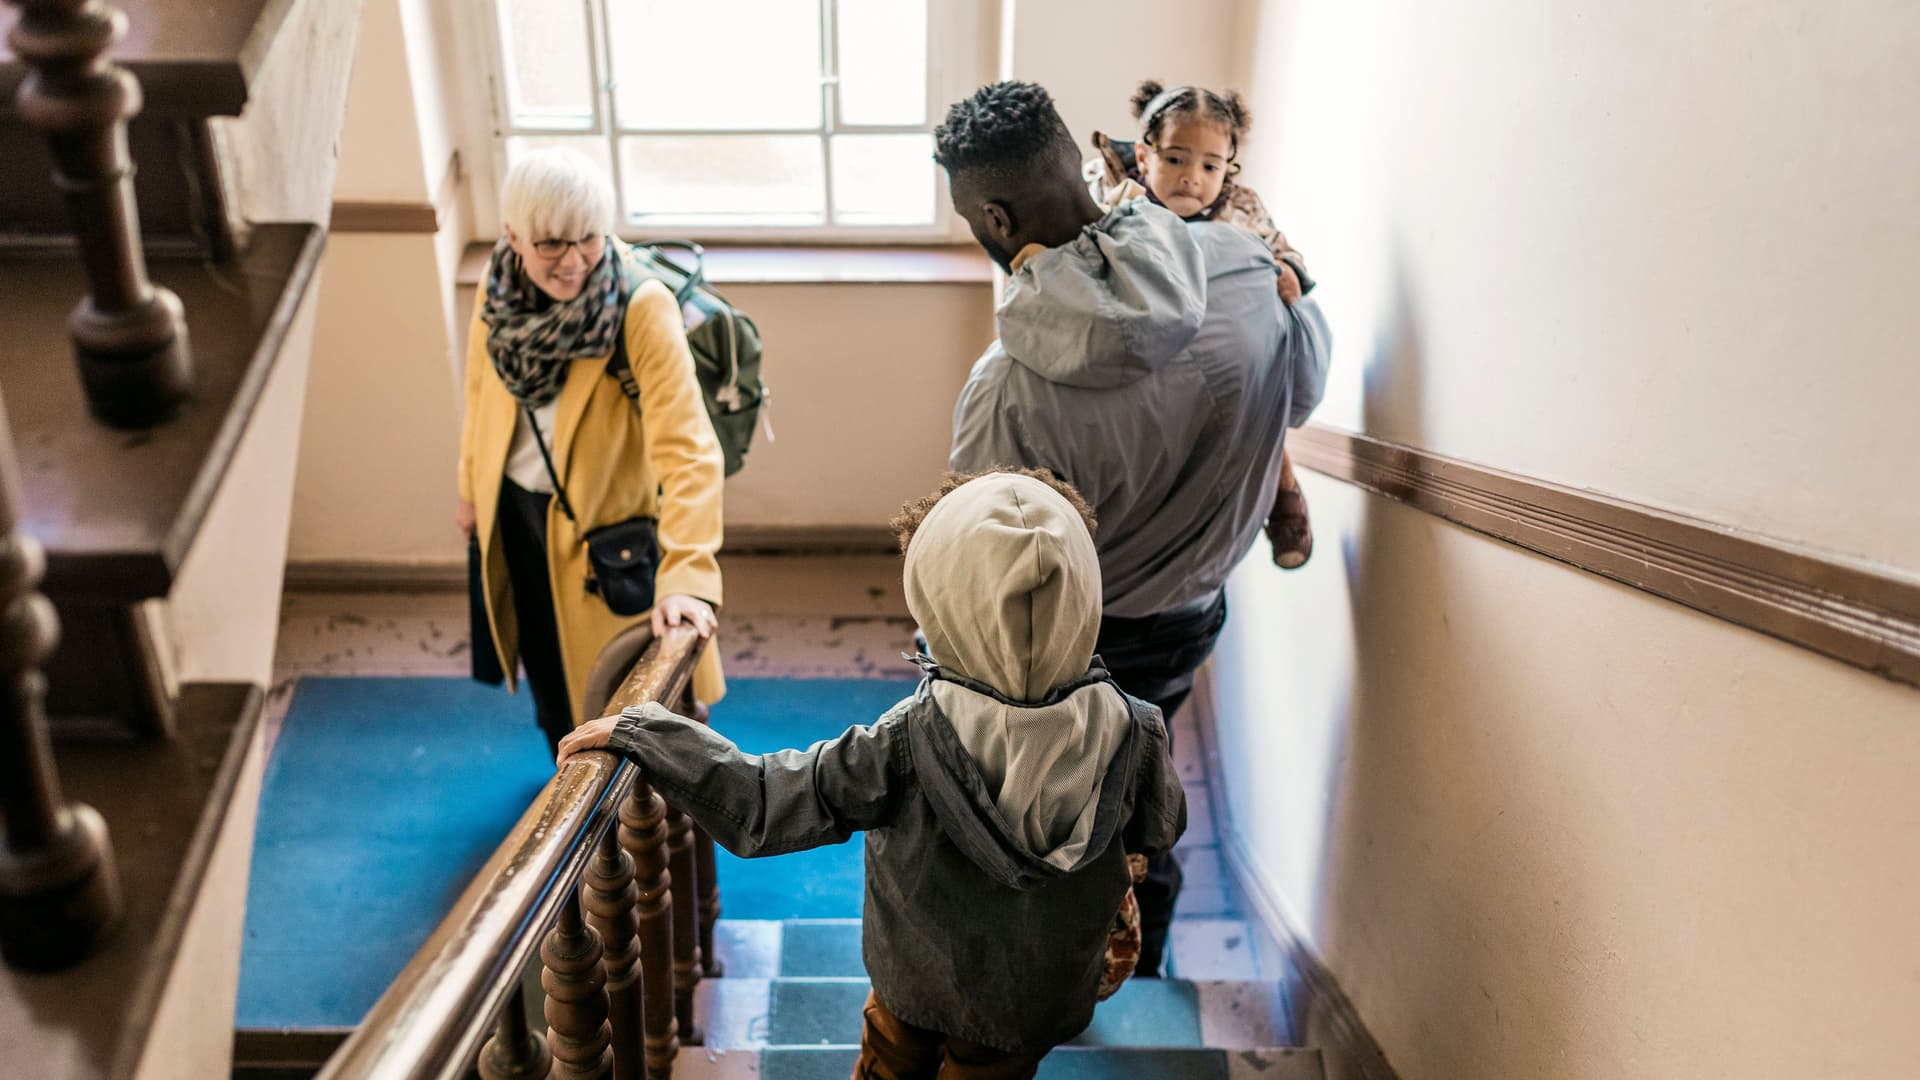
[558,470,1186,1075]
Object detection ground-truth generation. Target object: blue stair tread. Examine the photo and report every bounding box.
[767,978,1203,1048]
[762,1047,1232,1080]
[779,919,865,977]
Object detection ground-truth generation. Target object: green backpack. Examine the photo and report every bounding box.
[614,240,767,477]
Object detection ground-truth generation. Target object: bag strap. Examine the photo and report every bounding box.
[605,305,640,407]
[640,240,707,305]
[526,313,638,524]
[523,405,578,524]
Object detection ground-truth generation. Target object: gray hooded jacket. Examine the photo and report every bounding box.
[606,474,1186,1054]
[950,199,1333,618]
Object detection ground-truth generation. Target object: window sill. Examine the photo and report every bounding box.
[455,242,993,288]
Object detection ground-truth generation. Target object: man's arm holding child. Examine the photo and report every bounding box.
[1220,184,1313,303]
[559,702,911,858]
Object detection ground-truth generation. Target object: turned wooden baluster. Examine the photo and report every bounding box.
[0,395,121,970]
[687,700,723,977]
[543,892,613,1079]
[477,985,552,1080]
[664,795,701,1044]
[5,0,191,428]
[583,825,642,1079]
[618,771,678,1078]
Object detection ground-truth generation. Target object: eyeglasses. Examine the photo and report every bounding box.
[530,233,604,259]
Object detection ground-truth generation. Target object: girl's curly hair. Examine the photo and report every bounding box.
[1131,79,1252,154]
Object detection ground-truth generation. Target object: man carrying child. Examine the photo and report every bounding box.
[933,80,1334,977]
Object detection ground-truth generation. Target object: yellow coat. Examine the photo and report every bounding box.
[460,266,726,722]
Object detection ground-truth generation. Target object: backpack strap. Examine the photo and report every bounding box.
[605,309,640,407]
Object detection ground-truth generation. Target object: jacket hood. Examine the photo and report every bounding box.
[908,671,1141,889]
[902,473,1136,882]
[995,201,1207,389]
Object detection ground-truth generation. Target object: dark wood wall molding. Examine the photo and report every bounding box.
[328,151,461,235]
[1289,425,1920,689]
[328,200,439,234]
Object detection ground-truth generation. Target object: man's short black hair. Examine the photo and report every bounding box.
[933,81,1078,191]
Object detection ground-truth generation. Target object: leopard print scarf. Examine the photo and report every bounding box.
[480,236,626,408]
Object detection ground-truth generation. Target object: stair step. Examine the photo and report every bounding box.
[714,915,1267,982]
[672,1045,1325,1080]
[695,977,1292,1052]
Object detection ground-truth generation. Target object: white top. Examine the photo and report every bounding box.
[504,398,561,494]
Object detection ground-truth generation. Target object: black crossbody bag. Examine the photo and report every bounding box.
[522,323,661,618]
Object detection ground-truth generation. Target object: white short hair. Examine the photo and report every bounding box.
[501,148,616,242]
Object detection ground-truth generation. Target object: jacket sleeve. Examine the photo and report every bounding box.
[608,702,911,858]
[948,355,1029,474]
[1284,296,1334,429]
[458,285,490,503]
[1122,707,1187,858]
[627,281,726,607]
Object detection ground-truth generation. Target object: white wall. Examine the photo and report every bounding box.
[290,0,466,569]
[1212,2,1920,1078]
[1214,481,1920,1080]
[329,0,431,202]
[1004,0,1240,147]
[1233,0,1920,569]
[293,237,462,565]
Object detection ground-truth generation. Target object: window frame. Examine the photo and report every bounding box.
[461,0,985,245]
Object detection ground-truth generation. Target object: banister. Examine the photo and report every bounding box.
[317,626,705,1080]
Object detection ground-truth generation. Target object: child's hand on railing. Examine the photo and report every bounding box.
[556,715,622,767]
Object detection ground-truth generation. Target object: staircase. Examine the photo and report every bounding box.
[673,916,1323,1079]
[0,1,361,1075]
[673,672,1329,1080]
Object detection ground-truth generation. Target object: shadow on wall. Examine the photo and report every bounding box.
[1319,244,1589,1073]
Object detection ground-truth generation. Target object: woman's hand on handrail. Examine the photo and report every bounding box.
[652,594,717,640]
[556,715,622,767]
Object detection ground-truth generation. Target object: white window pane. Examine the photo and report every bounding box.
[836,0,927,126]
[830,134,935,225]
[608,0,822,131]
[505,135,616,178]
[497,0,596,130]
[621,135,825,226]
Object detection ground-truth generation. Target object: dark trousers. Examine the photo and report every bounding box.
[1094,590,1228,978]
[496,477,576,754]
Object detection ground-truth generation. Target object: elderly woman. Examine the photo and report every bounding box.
[458,148,725,751]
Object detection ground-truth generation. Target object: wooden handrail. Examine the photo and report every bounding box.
[318,626,705,1080]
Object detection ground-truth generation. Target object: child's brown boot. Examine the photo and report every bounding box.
[1267,453,1313,569]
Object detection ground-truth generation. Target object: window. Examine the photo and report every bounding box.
[476,0,979,241]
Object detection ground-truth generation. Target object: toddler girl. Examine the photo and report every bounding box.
[1087,82,1316,567]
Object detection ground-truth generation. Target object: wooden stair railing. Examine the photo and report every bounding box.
[0,391,121,971]
[1,0,358,1073]
[5,0,192,429]
[319,626,713,1080]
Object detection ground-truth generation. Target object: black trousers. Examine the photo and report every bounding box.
[496,477,577,755]
[1094,590,1228,978]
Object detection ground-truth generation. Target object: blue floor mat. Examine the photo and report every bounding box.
[237,676,914,1029]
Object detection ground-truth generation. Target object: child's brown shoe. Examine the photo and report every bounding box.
[1267,483,1313,569]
